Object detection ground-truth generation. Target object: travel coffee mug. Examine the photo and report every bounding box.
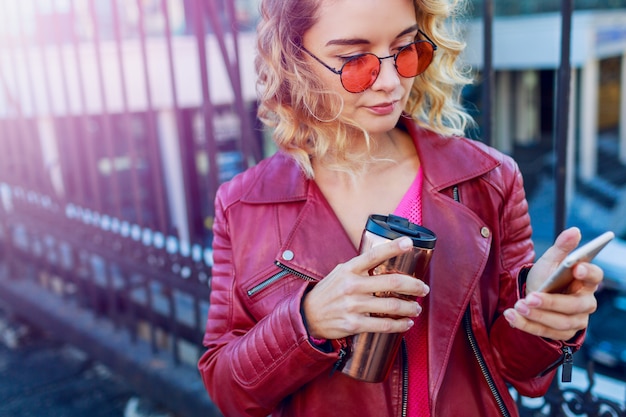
[340,214,436,383]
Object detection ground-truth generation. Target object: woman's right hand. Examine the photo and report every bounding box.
[301,236,430,340]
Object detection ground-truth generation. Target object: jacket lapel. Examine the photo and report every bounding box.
[406,121,500,192]
[421,185,492,392]
[242,154,358,280]
[410,123,500,392]
[277,179,359,280]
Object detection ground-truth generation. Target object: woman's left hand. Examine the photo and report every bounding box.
[503,227,604,341]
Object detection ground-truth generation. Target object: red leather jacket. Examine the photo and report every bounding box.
[199,122,580,417]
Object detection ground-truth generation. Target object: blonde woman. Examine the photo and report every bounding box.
[198,0,604,415]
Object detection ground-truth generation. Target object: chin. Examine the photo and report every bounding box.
[359,114,403,136]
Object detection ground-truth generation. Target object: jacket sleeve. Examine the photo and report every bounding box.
[488,157,582,397]
[197,184,337,417]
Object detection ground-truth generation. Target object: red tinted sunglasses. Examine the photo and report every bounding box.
[302,30,437,93]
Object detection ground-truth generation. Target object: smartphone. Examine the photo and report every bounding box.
[537,231,615,293]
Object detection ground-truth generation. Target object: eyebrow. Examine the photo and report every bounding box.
[325,24,419,47]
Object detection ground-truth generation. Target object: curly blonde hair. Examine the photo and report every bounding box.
[255,0,474,178]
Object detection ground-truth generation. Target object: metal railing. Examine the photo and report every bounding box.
[0,0,624,416]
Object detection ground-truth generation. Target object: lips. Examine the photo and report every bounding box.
[367,101,396,115]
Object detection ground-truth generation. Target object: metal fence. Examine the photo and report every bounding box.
[0,0,624,416]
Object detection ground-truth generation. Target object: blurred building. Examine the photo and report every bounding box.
[0,0,262,247]
[463,9,626,196]
[1,1,625,248]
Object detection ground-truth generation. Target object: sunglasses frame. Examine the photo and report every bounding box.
[302,29,438,93]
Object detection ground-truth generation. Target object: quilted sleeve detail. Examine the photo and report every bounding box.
[489,157,564,395]
[197,185,336,417]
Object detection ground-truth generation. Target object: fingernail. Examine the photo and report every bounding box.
[423,284,430,295]
[415,303,422,316]
[398,237,412,250]
[576,264,587,277]
[407,319,415,329]
[514,300,530,316]
[526,293,542,307]
[503,309,516,327]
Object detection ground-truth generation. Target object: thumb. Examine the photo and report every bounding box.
[526,227,582,294]
[542,227,581,265]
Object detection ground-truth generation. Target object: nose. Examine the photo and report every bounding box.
[370,55,401,92]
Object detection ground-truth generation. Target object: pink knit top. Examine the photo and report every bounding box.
[393,166,430,417]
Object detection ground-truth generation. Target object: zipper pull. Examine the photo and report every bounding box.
[330,340,349,377]
[561,346,573,383]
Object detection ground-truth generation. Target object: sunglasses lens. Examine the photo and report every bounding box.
[396,43,420,77]
[396,41,434,78]
[414,41,434,76]
[341,54,380,93]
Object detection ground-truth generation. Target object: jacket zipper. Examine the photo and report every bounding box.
[464,307,511,417]
[247,261,316,297]
[542,345,573,382]
[401,340,409,417]
[561,346,573,382]
[331,339,349,376]
[452,185,460,202]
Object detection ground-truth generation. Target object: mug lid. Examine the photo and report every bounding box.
[366,214,436,249]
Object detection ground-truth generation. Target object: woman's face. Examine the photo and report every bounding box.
[302,0,418,136]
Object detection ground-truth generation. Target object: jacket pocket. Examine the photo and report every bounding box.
[245,263,316,321]
[247,262,316,297]
[247,268,291,297]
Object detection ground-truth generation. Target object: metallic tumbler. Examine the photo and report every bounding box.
[340,214,436,383]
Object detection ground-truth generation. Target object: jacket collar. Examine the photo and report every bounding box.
[241,120,500,204]
[403,120,500,192]
[241,152,309,203]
